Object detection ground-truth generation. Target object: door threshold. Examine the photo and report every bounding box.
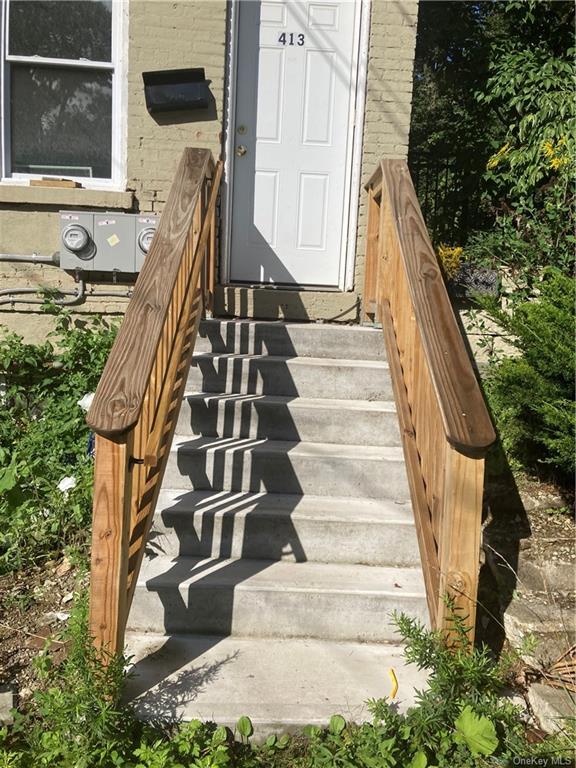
[223,282,344,293]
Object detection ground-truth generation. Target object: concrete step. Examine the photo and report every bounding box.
[125,634,427,737]
[196,319,386,361]
[187,353,392,400]
[164,437,410,500]
[150,490,420,566]
[504,592,576,668]
[128,556,428,640]
[177,393,401,446]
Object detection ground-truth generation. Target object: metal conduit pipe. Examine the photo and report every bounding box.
[0,280,86,306]
[0,281,134,307]
[0,252,60,265]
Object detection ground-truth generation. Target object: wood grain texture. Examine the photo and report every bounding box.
[378,160,496,454]
[88,151,221,654]
[381,300,439,626]
[87,148,213,436]
[362,188,380,320]
[126,289,203,608]
[143,161,222,466]
[436,447,484,644]
[88,433,133,654]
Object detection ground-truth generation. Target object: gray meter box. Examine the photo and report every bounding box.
[94,214,136,271]
[59,211,159,272]
[135,216,158,271]
[60,212,97,271]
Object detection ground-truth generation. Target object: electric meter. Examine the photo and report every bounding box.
[62,224,92,258]
[137,226,156,254]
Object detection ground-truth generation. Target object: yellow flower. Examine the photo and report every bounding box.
[542,137,572,170]
[437,244,463,279]
[542,139,555,159]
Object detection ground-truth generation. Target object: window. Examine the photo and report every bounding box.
[0,0,126,187]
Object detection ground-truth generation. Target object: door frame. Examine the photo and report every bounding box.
[221,0,371,291]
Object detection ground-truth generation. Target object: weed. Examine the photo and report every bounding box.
[0,309,117,574]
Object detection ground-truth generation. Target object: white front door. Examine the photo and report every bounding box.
[229,0,360,287]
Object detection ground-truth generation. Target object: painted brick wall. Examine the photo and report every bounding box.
[353,0,419,290]
[126,0,226,212]
[0,0,227,339]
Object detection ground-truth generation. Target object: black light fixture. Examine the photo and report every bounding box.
[142,68,211,114]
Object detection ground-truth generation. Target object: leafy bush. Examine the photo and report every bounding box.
[411,1,575,278]
[0,310,117,574]
[1,603,573,767]
[480,269,575,484]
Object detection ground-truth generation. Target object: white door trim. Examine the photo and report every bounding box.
[221,0,370,291]
[343,0,371,291]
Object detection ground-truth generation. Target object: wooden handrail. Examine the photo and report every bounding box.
[369,161,495,454]
[87,148,222,654]
[364,159,495,644]
[87,148,214,437]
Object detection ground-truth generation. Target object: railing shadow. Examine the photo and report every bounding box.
[126,317,309,711]
[476,443,531,655]
[451,297,531,654]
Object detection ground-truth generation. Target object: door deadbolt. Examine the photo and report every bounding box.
[236,145,247,157]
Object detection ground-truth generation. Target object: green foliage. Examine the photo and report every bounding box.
[410,1,575,277]
[453,706,498,757]
[411,1,575,487]
[479,270,575,483]
[410,2,494,160]
[408,2,497,242]
[472,1,576,278]
[0,310,117,574]
[1,607,573,767]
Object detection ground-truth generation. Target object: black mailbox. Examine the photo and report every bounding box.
[142,68,211,114]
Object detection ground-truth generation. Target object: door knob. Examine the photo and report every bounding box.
[236,145,247,157]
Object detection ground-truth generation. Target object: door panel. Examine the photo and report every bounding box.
[230,0,358,287]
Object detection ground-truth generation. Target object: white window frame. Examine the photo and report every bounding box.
[0,0,127,190]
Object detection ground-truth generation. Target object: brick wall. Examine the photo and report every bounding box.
[126,0,226,212]
[353,0,419,290]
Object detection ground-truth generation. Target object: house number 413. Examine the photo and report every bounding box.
[278,32,305,46]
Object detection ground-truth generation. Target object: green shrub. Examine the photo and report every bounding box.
[1,603,573,767]
[479,269,575,484]
[0,310,117,574]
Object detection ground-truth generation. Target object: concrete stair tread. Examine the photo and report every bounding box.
[172,435,405,463]
[138,555,426,596]
[151,491,420,567]
[182,391,397,413]
[195,319,387,361]
[188,350,392,400]
[128,319,426,700]
[157,489,414,525]
[192,351,390,370]
[125,633,427,732]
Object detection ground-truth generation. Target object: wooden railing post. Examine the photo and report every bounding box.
[363,187,380,321]
[89,432,133,655]
[437,447,485,643]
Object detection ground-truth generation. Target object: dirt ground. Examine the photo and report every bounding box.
[0,557,87,708]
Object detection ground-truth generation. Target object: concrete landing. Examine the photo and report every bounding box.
[125,633,427,737]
